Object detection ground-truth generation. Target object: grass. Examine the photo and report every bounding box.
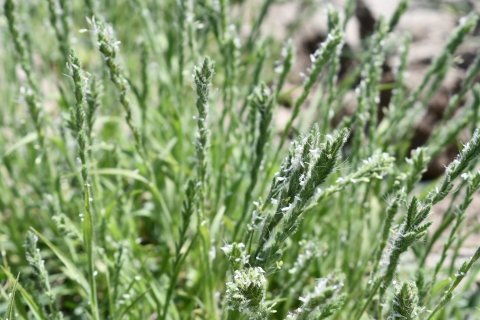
[1,0,480,319]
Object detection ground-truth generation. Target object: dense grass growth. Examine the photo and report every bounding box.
[1,0,480,319]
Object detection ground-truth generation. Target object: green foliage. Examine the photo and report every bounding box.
[225,267,268,319]
[2,275,19,320]
[390,281,419,320]
[1,0,480,319]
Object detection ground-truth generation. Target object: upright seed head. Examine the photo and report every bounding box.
[390,281,419,320]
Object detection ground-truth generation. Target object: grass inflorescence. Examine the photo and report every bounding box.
[1,1,480,319]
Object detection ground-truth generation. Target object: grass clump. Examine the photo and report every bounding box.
[1,1,480,319]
